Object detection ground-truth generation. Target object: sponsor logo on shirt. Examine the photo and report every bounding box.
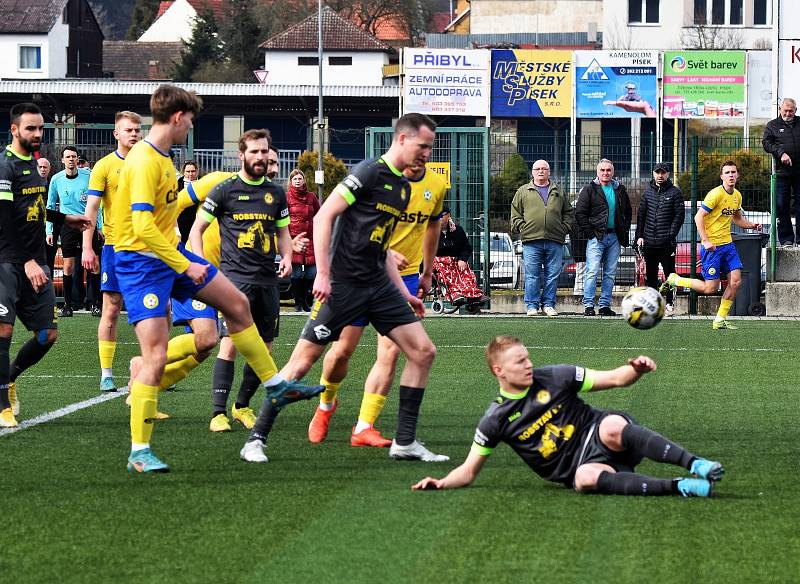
[535,390,551,404]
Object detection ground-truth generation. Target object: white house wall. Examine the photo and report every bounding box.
[0,23,68,80]
[139,0,197,43]
[264,52,387,86]
[469,0,603,34]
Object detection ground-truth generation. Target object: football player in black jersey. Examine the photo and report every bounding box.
[413,336,725,497]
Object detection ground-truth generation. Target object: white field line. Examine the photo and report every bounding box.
[0,387,128,437]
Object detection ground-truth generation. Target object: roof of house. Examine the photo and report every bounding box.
[157,0,225,21]
[103,41,182,80]
[0,0,69,34]
[260,5,390,52]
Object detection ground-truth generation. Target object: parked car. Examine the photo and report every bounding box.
[479,232,520,289]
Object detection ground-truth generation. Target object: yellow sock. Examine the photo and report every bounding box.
[675,276,693,288]
[716,299,733,320]
[166,334,198,364]
[130,381,159,445]
[229,323,277,383]
[319,377,341,406]
[98,340,116,370]
[358,392,387,426]
[159,355,200,390]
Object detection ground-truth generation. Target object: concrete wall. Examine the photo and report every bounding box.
[264,51,388,86]
[470,0,603,34]
[139,0,196,43]
[0,23,69,79]
[603,0,773,50]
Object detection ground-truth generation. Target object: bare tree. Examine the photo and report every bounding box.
[680,25,744,49]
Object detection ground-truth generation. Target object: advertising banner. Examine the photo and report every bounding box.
[490,50,572,117]
[403,48,490,117]
[747,51,773,119]
[663,51,746,119]
[426,162,451,188]
[575,50,658,118]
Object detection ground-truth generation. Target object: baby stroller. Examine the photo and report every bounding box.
[428,256,489,315]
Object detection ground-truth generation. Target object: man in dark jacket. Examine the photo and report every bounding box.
[575,159,632,316]
[762,98,800,247]
[635,162,684,316]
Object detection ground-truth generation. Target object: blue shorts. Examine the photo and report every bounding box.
[350,273,419,327]
[116,246,218,325]
[100,244,120,294]
[700,242,742,280]
[172,296,218,328]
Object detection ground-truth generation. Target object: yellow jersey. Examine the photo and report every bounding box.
[389,168,447,276]
[87,150,125,245]
[701,185,742,246]
[113,140,186,272]
[177,171,236,269]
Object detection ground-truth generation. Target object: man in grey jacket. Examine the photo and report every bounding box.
[511,160,573,316]
[762,98,800,247]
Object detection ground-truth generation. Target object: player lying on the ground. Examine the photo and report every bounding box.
[412,335,724,497]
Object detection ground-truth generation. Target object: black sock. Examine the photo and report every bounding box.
[234,363,260,409]
[211,358,235,416]
[11,335,55,382]
[63,275,73,309]
[395,385,425,446]
[595,471,678,496]
[0,337,10,410]
[621,423,695,470]
[250,398,280,444]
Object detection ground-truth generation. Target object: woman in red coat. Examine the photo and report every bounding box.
[287,169,320,311]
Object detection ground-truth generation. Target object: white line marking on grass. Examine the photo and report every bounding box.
[0,389,128,437]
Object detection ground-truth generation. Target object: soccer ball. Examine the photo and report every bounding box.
[621,287,665,330]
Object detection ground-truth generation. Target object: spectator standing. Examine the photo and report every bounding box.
[575,159,632,316]
[286,169,319,312]
[511,159,573,317]
[762,98,800,247]
[635,162,685,316]
[176,160,199,243]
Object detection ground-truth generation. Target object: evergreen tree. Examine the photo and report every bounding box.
[173,9,224,82]
[126,0,161,40]
[219,0,263,77]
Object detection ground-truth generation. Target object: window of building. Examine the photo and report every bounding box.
[328,56,352,66]
[694,0,748,26]
[628,0,659,24]
[754,0,770,25]
[19,46,42,70]
[298,57,319,66]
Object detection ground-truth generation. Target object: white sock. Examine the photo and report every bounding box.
[354,419,371,434]
[319,400,335,411]
[263,373,285,388]
[131,442,149,451]
[101,368,113,379]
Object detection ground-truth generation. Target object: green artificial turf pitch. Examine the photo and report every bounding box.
[1,315,798,583]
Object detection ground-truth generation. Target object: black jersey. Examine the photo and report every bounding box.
[0,147,48,264]
[200,174,290,286]
[472,365,598,484]
[330,156,411,285]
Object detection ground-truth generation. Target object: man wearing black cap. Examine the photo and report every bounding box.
[635,162,685,316]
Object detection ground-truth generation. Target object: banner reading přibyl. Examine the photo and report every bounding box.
[663,51,746,119]
[491,50,572,117]
[575,50,657,118]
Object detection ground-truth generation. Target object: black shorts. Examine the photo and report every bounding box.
[299,277,419,345]
[0,262,57,330]
[234,281,280,342]
[59,225,102,259]
[570,410,643,486]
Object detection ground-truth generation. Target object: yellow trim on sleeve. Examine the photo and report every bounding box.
[276,217,290,228]
[471,443,493,456]
[580,369,596,393]
[199,209,216,224]
[334,184,355,205]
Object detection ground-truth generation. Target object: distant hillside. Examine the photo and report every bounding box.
[88,0,139,40]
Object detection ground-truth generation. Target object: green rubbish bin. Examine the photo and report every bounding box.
[730,233,766,316]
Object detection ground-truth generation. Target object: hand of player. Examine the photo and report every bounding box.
[390,250,409,271]
[24,259,49,293]
[46,233,54,246]
[81,248,99,273]
[291,232,309,254]
[701,239,716,251]
[627,355,656,373]
[184,261,209,285]
[407,294,426,318]
[278,254,292,278]
[636,237,644,248]
[412,477,443,491]
[751,223,762,232]
[418,272,433,298]
[64,214,92,231]
[781,153,792,166]
[313,271,331,303]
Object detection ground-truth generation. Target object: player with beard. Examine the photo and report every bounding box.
[0,103,90,427]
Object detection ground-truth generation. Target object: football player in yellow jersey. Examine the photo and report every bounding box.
[81,111,142,393]
[661,160,762,330]
[307,160,446,447]
[115,85,322,473]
